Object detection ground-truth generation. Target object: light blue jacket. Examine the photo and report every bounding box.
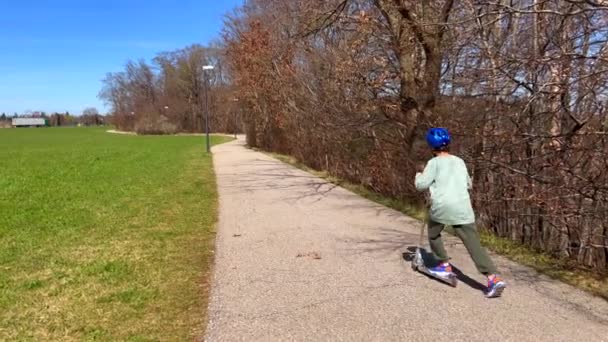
[415,155,475,225]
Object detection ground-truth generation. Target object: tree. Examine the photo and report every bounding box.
[99,45,231,134]
[81,107,101,126]
[49,112,63,127]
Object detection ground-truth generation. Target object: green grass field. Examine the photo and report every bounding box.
[0,127,232,341]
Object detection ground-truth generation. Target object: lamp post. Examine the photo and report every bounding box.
[202,65,214,153]
[232,97,239,139]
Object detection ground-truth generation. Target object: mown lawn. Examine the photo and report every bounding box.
[0,127,232,340]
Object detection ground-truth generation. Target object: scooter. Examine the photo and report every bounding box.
[411,212,458,287]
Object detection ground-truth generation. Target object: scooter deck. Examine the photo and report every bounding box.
[411,246,458,287]
[414,265,458,287]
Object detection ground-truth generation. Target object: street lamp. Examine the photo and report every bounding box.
[202,65,214,153]
[232,97,239,139]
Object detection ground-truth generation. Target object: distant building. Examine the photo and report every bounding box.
[11,118,49,127]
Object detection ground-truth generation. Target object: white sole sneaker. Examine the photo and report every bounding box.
[485,282,506,298]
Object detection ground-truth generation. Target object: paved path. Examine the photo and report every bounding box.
[205,137,608,341]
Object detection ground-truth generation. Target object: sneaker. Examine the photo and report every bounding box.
[427,262,454,278]
[485,276,506,298]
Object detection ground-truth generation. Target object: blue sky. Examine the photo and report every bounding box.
[0,0,243,115]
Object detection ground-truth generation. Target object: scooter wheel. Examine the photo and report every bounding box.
[448,275,458,287]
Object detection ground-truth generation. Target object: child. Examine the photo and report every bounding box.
[415,127,506,298]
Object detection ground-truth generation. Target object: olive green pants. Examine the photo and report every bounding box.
[428,219,498,275]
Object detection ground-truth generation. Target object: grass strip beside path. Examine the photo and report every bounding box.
[0,128,232,340]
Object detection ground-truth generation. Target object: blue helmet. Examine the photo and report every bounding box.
[426,127,451,150]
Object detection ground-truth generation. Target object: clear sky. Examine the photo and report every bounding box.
[0,0,242,115]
